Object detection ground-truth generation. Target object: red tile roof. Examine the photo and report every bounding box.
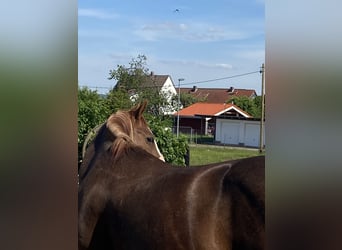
[180,87,257,103]
[175,103,251,117]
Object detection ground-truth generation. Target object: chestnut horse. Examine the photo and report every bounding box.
[78,102,265,250]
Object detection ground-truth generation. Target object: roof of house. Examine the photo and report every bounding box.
[179,87,257,103]
[174,102,251,118]
[116,73,173,91]
[142,74,171,88]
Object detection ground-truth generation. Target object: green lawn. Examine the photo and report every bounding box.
[189,144,264,166]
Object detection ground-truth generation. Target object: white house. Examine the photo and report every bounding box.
[142,73,178,114]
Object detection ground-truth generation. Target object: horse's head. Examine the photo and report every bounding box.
[106,101,165,162]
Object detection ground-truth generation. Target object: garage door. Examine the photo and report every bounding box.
[222,123,239,145]
[244,124,259,147]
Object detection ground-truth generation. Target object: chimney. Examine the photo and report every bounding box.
[191,85,198,92]
[227,86,234,93]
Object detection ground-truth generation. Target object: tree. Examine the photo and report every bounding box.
[170,92,208,113]
[146,114,188,166]
[105,88,132,113]
[77,55,189,166]
[108,54,175,116]
[107,55,189,165]
[180,92,207,108]
[227,96,262,118]
[251,95,262,118]
[108,54,149,92]
[78,87,109,163]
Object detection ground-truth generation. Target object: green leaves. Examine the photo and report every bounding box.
[146,114,188,166]
[78,55,189,166]
[172,92,207,109]
[78,87,109,162]
[228,96,262,118]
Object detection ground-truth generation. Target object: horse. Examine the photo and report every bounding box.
[78,101,164,182]
[78,102,265,250]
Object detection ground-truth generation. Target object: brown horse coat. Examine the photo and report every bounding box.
[78,104,265,250]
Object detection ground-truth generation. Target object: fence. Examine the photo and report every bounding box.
[171,126,214,144]
[171,126,195,143]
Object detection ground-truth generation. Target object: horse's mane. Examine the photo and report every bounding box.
[104,110,134,161]
[79,112,136,180]
[80,102,149,168]
[105,103,149,162]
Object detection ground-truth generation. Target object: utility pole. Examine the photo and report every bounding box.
[259,63,265,153]
[176,78,184,138]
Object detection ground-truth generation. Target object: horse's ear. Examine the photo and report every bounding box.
[131,100,148,120]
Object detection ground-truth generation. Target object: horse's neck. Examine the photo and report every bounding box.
[81,143,165,184]
[79,143,96,180]
[116,146,163,173]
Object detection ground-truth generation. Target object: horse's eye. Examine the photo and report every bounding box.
[146,137,154,143]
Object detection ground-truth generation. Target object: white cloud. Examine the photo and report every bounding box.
[135,22,188,41]
[157,59,233,70]
[78,8,119,20]
[194,62,233,70]
[236,50,265,61]
[134,21,249,42]
[215,63,233,70]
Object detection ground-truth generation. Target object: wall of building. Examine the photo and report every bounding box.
[179,117,203,134]
[160,77,177,114]
[160,77,177,97]
[215,119,265,148]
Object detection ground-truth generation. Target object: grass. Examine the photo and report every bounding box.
[189,144,264,166]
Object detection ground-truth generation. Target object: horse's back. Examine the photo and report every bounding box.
[175,162,234,249]
[223,155,265,250]
[174,156,265,250]
[81,155,265,250]
[85,162,233,249]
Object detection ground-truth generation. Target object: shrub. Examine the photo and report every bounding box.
[146,115,188,166]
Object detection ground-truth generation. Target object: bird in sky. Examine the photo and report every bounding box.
[173,9,180,13]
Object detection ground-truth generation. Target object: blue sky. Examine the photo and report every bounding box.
[78,0,264,94]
